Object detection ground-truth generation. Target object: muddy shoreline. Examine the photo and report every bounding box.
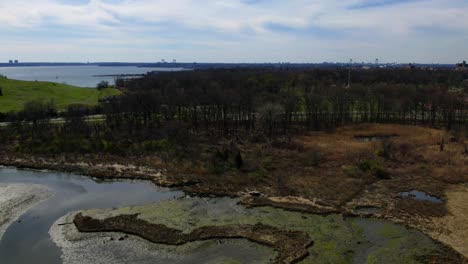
[50,211,278,264]
[0,154,199,188]
[0,183,51,240]
[74,213,312,264]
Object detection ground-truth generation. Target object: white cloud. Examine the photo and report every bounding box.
[0,0,467,63]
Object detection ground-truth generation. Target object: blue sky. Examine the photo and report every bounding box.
[0,0,467,63]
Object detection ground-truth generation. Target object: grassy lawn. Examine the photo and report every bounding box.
[0,78,121,113]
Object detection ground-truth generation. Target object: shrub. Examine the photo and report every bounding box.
[248,168,268,179]
[20,99,57,121]
[357,159,380,172]
[214,148,229,162]
[356,159,390,179]
[234,151,243,169]
[398,143,413,158]
[378,139,394,159]
[96,81,109,90]
[356,149,375,162]
[343,165,363,178]
[210,148,228,174]
[271,139,305,152]
[374,166,390,179]
[209,161,227,175]
[303,147,324,167]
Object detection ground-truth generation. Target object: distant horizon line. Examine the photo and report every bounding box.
[0,61,462,66]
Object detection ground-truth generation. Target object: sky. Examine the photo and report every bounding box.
[0,0,467,63]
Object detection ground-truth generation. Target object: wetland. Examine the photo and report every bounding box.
[0,167,462,264]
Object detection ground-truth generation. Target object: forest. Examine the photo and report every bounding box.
[0,67,467,157]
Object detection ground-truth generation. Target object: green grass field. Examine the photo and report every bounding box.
[0,78,121,113]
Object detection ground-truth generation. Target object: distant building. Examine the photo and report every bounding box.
[456,61,467,71]
[14,60,19,64]
[8,60,13,64]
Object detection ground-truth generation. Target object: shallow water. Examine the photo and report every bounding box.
[0,66,184,87]
[400,190,443,203]
[351,218,439,264]
[0,167,183,264]
[81,196,443,264]
[0,168,445,264]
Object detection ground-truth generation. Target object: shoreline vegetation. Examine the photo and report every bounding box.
[0,68,467,263]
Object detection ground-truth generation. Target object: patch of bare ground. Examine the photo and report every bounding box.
[430,185,468,259]
[73,213,313,264]
[239,196,340,214]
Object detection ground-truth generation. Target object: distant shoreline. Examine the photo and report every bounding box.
[0,63,182,68]
[0,62,457,69]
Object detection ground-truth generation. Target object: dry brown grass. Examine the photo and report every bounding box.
[431,185,468,259]
[183,124,467,207]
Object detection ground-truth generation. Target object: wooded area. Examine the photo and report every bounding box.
[1,68,467,155]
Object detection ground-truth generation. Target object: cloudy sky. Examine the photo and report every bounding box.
[1,0,467,63]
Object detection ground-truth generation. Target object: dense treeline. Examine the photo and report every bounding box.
[106,68,468,134]
[1,68,467,155]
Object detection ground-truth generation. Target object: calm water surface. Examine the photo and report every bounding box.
[0,167,183,264]
[0,168,444,264]
[0,66,184,87]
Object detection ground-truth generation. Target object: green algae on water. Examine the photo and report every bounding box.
[81,197,444,264]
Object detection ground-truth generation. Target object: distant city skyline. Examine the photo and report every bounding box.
[0,0,467,64]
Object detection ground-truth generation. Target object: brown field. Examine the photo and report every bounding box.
[185,123,468,258]
[431,185,468,258]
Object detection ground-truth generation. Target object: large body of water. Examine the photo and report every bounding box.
[0,66,184,88]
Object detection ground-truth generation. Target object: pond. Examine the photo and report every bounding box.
[400,190,443,203]
[0,167,449,264]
